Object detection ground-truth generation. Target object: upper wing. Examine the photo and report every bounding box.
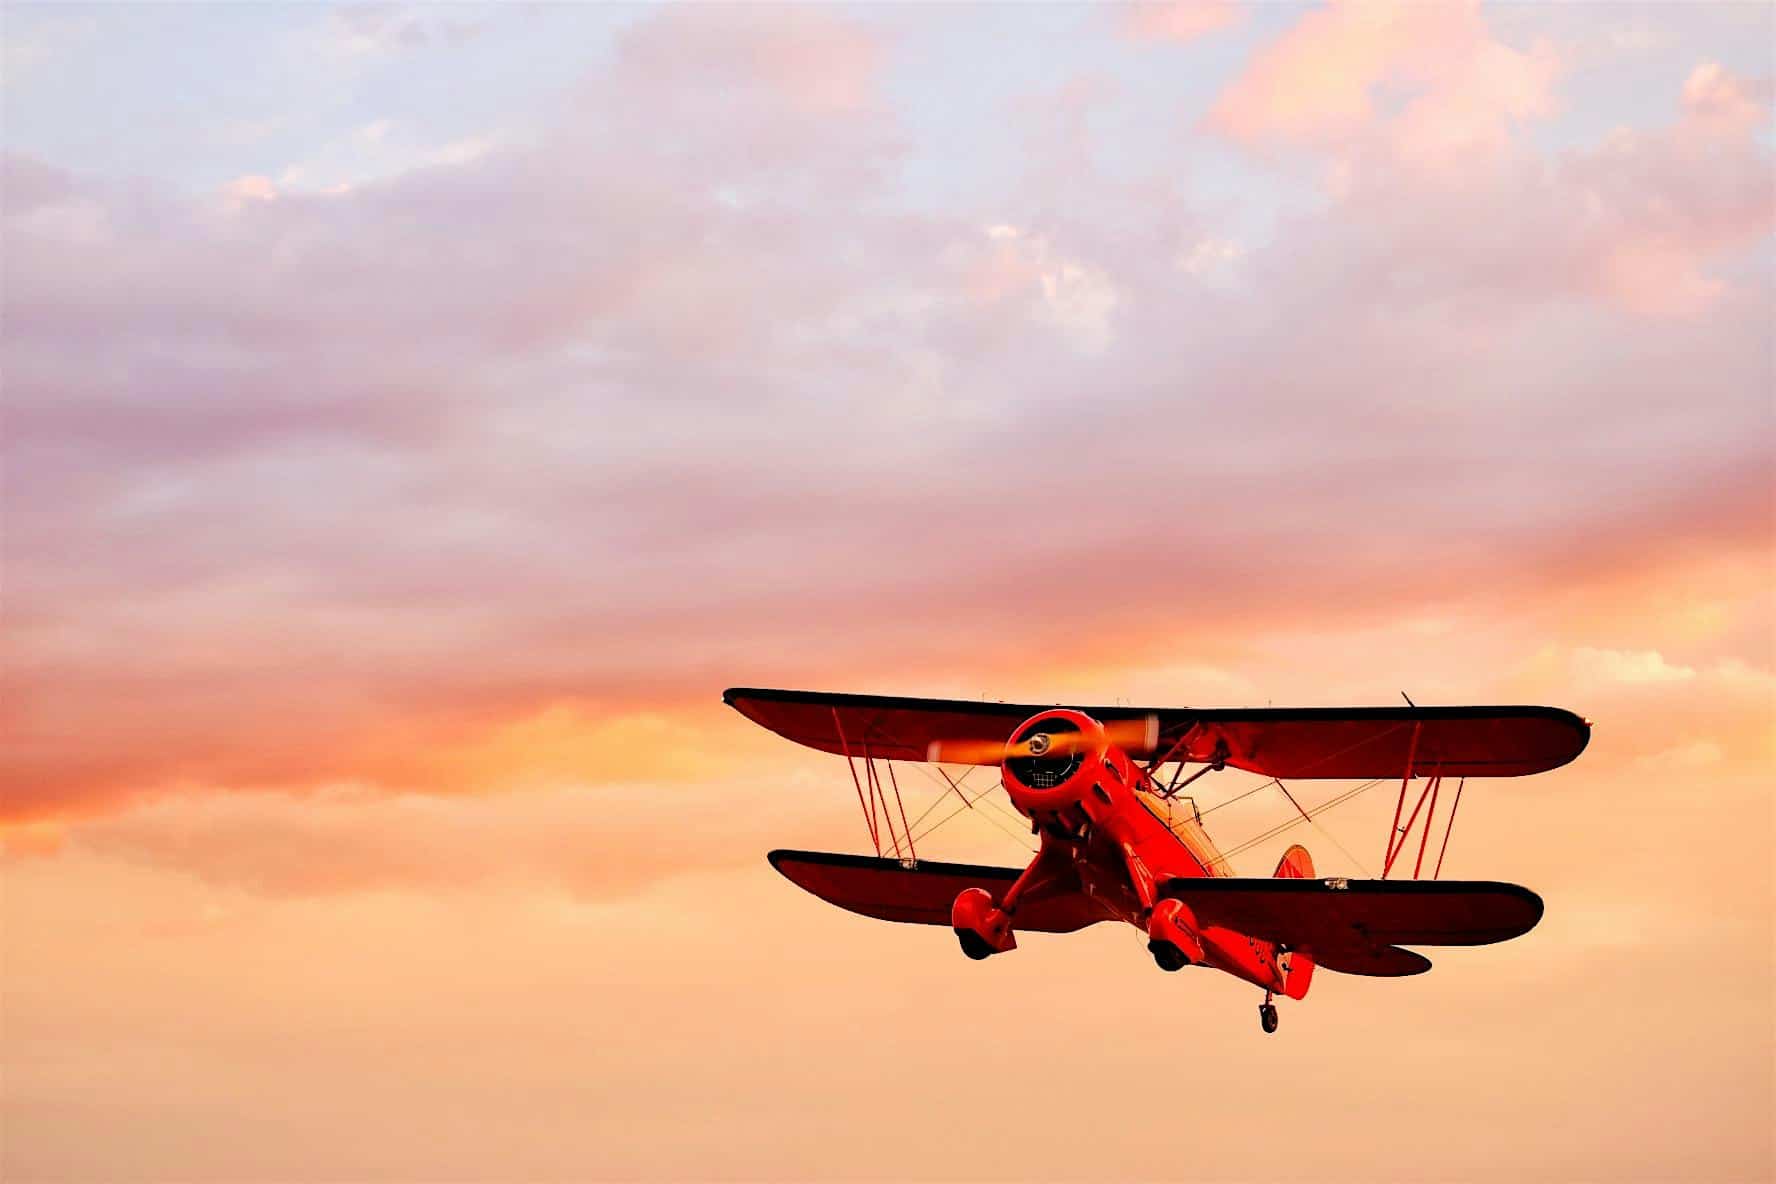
[1158,876,1544,977]
[725,687,1589,779]
[768,849,1112,933]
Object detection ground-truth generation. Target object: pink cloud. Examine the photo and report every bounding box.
[1572,62,1775,316]
[1119,1,1242,44]
[616,4,885,115]
[1681,60,1773,130]
[2,6,1770,833]
[1216,42,1770,320]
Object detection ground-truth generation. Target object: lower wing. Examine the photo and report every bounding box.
[1159,876,1543,977]
[769,849,1112,933]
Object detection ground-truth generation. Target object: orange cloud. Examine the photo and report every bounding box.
[1209,0,1558,167]
[6,460,1766,828]
[51,781,802,901]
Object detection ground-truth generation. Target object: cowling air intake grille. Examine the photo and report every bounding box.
[1005,718,1083,789]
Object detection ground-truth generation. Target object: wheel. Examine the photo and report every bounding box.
[1147,939,1190,973]
[1259,1003,1279,1034]
[955,928,996,961]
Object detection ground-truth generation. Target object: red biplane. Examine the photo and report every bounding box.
[727,687,1589,1033]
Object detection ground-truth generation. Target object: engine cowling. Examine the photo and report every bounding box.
[998,709,1141,840]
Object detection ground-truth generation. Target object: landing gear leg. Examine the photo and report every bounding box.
[1259,990,1279,1035]
[950,836,1071,962]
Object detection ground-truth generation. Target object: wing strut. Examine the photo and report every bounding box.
[864,741,899,859]
[1382,768,1468,881]
[831,707,926,864]
[1381,723,1422,872]
[1432,777,1466,879]
[833,707,882,856]
[877,747,917,863]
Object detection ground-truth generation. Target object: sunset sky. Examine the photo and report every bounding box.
[3,2,1773,1180]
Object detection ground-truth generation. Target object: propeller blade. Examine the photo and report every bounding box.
[1098,715,1161,755]
[924,736,1015,765]
[924,715,1158,766]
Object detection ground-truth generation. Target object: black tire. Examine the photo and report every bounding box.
[1147,939,1190,973]
[955,928,996,961]
[1259,1003,1279,1034]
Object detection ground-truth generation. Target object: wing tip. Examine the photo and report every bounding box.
[1561,707,1592,768]
[1512,883,1546,935]
[1523,705,1591,773]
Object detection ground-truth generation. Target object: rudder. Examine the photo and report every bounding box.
[1274,843,1314,880]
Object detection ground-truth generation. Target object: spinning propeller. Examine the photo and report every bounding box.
[924,715,1158,766]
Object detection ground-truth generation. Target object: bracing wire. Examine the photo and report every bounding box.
[903,761,971,833]
[1217,778,1385,869]
[911,778,1035,851]
[896,753,1390,868]
[903,760,1033,850]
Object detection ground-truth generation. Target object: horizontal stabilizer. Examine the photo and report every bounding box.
[725,688,1588,779]
[768,849,1111,933]
[1158,876,1542,978]
[1311,945,1432,977]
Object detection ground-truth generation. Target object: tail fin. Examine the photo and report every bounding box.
[1273,844,1316,1000]
[1274,844,1314,880]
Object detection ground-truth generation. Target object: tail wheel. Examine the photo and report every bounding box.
[1259,1003,1279,1034]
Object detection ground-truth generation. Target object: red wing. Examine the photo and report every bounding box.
[730,690,1040,763]
[1186,711,1587,780]
[768,849,1112,933]
[724,688,1588,779]
[1160,876,1543,977]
